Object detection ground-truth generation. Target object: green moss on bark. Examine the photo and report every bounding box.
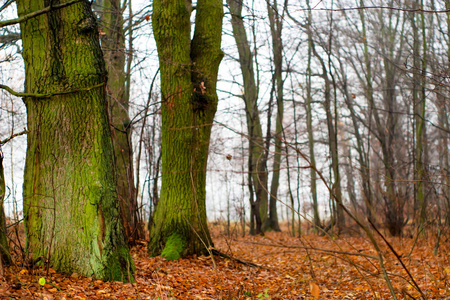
[17,0,133,281]
[161,234,185,260]
[148,0,223,258]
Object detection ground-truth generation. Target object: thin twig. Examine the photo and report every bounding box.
[240,240,379,259]
[211,249,267,269]
[368,219,427,299]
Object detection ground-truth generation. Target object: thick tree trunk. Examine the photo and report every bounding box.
[148,0,223,258]
[18,0,133,281]
[0,149,10,265]
[100,0,143,242]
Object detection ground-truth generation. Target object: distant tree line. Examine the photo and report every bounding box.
[0,0,448,283]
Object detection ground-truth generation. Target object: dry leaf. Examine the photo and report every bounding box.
[310,282,320,298]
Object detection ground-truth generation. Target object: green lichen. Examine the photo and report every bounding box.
[161,233,185,261]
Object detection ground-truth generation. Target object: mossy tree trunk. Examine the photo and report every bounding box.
[99,0,143,242]
[0,148,10,265]
[148,0,223,258]
[17,0,133,281]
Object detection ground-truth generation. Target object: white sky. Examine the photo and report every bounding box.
[0,0,349,225]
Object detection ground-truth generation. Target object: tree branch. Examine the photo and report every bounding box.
[1,130,28,145]
[0,0,82,28]
[0,82,105,98]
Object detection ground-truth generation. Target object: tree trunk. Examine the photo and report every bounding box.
[0,149,10,265]
[310,38,345,232]
[443,1,450,224]
[306,0,320,230]
[354,2,406,236]
[99,0,143,242]
[264,0,283,232]
[344,3,375,220]
[341,68,373,219]
[414,0,427,226]
[18,0,133,281]
[148,0,223,258]
[379,7,406,236]
[228,0,268,234]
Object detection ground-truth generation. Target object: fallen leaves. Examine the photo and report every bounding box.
[1,223,450,299]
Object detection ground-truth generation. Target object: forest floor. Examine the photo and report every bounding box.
[1,222,449,299]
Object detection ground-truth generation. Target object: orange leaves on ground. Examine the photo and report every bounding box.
[1,223,450,299]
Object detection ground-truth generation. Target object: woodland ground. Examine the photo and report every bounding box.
[0,221,449,299]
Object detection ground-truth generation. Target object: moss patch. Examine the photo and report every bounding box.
[104,245,135,283]
[161,233,185,261]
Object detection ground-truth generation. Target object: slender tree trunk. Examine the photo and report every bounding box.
[381,61,403,236]
[148,0,223,258]
[285,145,297,236]
[100,0,143,243]
[336,53,373,220]
[440,0,450,223]
[248,151,257,235]
[414,0,427,226]
[343,137,358,212]
[264,0,283,232]
[380,7,406,236]
[149,122,161,223]
[355,0,375,219]
[326,5,345,231]
[124,0,133,106]
[0,149,10,265]
[410,0,420,221]
[17,0,133,280]
[310,39,344,232]
[306,0,320,230]
[355,2,406,236]
[228,0,268,234]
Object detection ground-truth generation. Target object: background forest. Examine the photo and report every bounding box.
[0,0,449,298]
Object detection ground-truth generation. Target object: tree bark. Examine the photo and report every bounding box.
[310,37,345,232]
[99,0,143,242]
[228,0,268,234]
[148,0,223,258]
[377,6,406,236]
[18,0,133,281]
[413,0,427,226]
[0,149,10,265]
[305,0,320,230]
[264,0,283,232]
